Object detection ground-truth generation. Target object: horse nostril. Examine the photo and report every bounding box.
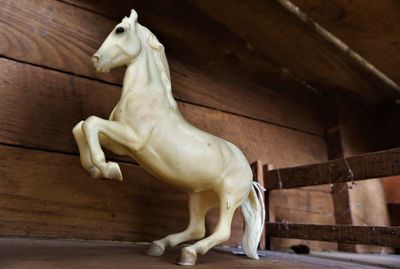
[92,54,100,63]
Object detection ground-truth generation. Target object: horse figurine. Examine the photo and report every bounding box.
[72,9,265,266]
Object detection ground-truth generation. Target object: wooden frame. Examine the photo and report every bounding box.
[252,147,400,250]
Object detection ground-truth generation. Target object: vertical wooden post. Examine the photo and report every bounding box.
[263,163,274,250]
[324,93,356,252]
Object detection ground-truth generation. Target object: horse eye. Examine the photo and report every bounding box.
[116,27,125,34]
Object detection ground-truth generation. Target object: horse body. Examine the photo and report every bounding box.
[72,10,263,266]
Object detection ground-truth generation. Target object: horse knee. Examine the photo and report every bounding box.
[72,121,84,137]
[82,116,100,133]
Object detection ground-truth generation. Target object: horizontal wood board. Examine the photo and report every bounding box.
[265,148,400,189]
[267,223,400,248]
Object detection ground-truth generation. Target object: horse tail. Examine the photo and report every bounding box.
[240,181,266,259]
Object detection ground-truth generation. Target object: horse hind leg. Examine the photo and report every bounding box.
[147,191,218,257]
[178,190,247,266]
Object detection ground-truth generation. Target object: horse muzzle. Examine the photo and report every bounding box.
[91,54,110,73]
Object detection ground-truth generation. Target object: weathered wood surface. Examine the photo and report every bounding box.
[330,94,392,253]
[190,0,400,105]
[0,58,331,246]
[0,238,383,269]
[0,143,256,245]
[0,0,324,134]
[323,93,355,252]
[265,148,400,189]
[0,145,188,241]
[267,223,400,248]
[0,58,327,169]
[291,0,400,88]
[0,143,331,247]
[0,0,335,249]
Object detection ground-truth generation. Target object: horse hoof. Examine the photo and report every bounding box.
[177,247,197,266]
[88,166,102,179]
[105,162,123,181]
[146,242,165,257]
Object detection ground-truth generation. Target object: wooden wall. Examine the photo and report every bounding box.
[0,0,332,249]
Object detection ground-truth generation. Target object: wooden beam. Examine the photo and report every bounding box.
[265,148,400,189]
[267,223,400,247]
[190,0,400,105]
[290,0,400,91]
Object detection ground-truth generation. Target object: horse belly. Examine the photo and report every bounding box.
[135,138,227,192]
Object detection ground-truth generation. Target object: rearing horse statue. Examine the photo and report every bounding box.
[72,9,265,266]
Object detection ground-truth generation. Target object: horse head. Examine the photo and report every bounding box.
[92,9,141,73]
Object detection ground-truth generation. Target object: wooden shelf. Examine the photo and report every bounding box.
[0,237,397,269]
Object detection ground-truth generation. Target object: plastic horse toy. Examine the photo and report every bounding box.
[72,9,265,266]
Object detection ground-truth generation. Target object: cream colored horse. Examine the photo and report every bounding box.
[72,9,264,266]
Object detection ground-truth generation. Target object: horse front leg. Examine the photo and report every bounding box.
[81,116,146,181]
[72,121,102,179]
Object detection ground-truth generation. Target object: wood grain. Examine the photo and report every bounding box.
[290,0,400,88]
[0,0,335,248]
[0,0,324,134]
[0,238,378,269]
[267,223,400,248]
[0,144,246,246]
[0,58,332,245]
[323,93,355,252]
[0,58,328,169]
[190,0,399,105]
[0,144,188,241]
[265,148,400,189]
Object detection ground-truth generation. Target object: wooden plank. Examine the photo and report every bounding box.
[267,223,400,248]
[0,142,252,246]
[0,58,327,168]
[0,58,330,246]
[265,148,400,189]
[0,144,188,241]
[0,0,325,134]
[190,0,400,105]
[0,238,384,269]
[290,0,400,88]
[270,190,334,217]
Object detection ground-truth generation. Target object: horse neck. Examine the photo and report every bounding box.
[121,47,164,99]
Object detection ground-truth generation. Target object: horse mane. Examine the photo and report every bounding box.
[137,24,177,110]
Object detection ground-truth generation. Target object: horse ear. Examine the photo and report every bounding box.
[130,9,138,22]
